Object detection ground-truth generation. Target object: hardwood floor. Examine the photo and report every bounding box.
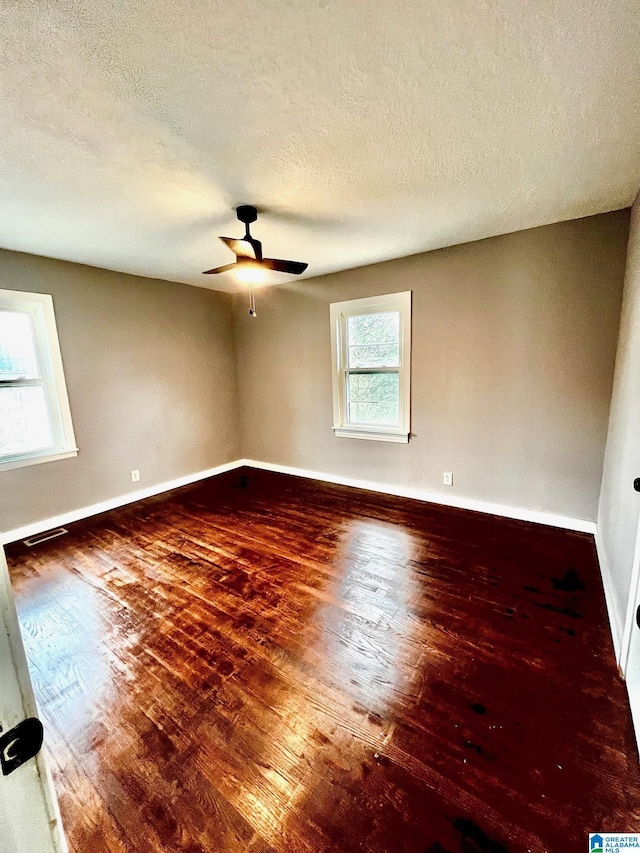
[6,468,640,853]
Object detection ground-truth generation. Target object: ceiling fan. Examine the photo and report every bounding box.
[203,205,308,287]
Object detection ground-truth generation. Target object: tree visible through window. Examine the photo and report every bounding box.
[330,292,411,442]
[346,312,400,426]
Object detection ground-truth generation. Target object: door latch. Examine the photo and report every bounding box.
[0,718,44,776]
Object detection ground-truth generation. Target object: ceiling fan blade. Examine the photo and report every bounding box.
[202,263,238,275]
[262,258,308,275]
[219,237,257,260]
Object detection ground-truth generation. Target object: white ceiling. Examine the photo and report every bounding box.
[1,1,640,293]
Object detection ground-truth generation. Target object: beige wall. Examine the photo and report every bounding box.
[233,211,629,522]
[598,197,640,643]
[0,250,240,534]
[0,210,630,537]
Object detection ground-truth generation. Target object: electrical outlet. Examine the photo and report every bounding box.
[443,472,453,486]
[131,469,140,483]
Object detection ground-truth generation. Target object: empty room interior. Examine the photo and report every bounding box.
[2,2,640,852]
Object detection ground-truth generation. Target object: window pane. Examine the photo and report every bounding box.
[347,372,400,425]
[0,385,54,457]
[347,311,400,367]
[0,310,39,379]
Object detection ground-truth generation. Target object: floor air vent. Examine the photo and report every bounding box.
[23,528,68,547]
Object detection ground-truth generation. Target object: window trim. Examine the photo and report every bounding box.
[0,289,78,472]
[330,291,411,443]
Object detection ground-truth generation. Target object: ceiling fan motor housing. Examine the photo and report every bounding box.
[237,205,258,225]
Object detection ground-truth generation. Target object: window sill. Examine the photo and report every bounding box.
[0,448,79,473]
[333,427,409,443]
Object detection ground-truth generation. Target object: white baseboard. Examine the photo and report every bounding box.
[2,456,597,549]
[0,459,244,545]
[594,529,623,663]
[241,459,597,534]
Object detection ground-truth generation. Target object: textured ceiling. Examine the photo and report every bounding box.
[1,1,640,292]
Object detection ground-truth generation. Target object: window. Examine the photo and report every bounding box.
[0,289,77,471]
[330,291,411,442]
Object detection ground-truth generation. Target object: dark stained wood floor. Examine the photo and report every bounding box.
[6,468,640,853]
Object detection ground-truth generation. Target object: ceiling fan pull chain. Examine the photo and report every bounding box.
[249,287,257,318]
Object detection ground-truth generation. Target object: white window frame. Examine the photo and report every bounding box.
[330,291,411,443]
[0,288,78,472]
